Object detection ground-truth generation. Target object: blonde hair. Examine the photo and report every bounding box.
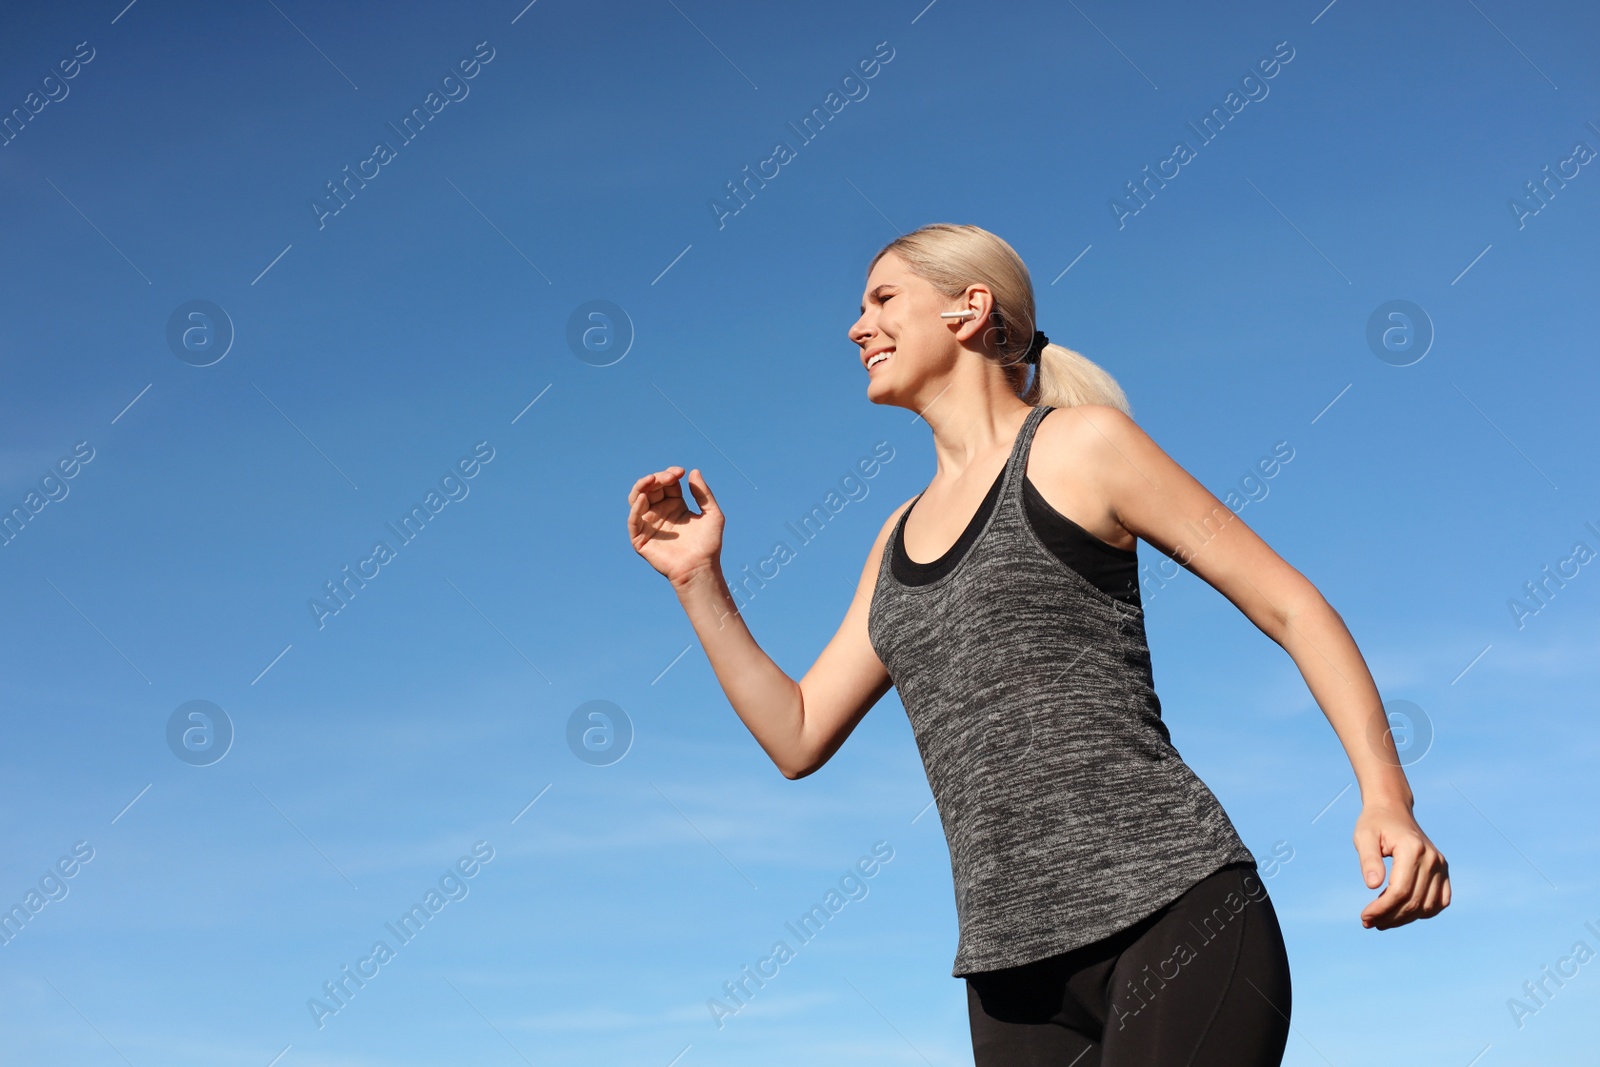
[867,223,1131,415]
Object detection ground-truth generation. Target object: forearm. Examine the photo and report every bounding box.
[1276,597,1414,809]
[672,564,808,776]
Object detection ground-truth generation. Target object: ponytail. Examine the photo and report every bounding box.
[1027,341,1131,415]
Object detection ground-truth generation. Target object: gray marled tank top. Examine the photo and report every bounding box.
[867,404,1255,977]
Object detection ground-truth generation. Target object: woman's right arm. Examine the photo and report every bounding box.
[628,465,909,779]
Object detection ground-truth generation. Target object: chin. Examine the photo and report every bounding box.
[865,384,903,409]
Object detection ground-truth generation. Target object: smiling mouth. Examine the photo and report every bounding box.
[866,349,894,370]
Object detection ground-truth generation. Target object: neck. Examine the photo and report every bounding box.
[913,392,1034,483]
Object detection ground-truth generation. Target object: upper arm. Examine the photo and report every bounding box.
[787,498,913,778]
[1071,405,1322,641]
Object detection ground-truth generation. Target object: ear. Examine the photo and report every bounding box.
[952,283,995,344]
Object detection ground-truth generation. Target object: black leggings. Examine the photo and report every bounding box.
[965,861,1291,1066]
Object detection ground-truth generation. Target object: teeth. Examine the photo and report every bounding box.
[868,351,892,368]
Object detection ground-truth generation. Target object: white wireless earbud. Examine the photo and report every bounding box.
[940,310,975,320]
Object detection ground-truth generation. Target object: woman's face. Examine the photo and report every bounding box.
[849,251,973,402]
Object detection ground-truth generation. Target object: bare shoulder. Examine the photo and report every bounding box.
[1035,403,1144,459]
[1037,405,1165,500]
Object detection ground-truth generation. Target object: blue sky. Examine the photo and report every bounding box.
[1,0,1597,1063]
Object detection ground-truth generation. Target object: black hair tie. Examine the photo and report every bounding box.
[1023,330,1049,365]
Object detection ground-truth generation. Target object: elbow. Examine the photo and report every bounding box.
[779,746,821,780]
[780,690,819,779]
[780,758,817,781]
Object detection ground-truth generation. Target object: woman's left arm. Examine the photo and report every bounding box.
[1070,405,1450,930]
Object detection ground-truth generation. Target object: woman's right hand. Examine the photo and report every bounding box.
[627,466,724,587]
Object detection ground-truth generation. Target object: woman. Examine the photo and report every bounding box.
[627,223,1450,1065]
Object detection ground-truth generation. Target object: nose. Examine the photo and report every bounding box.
[849,312,871,346]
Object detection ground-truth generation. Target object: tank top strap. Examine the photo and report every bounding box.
[1002,404,1055,503]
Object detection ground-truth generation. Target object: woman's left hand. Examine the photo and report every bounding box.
[1353,800,1451,930]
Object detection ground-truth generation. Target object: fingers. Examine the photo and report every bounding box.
[1354,826,1386,890]
[624,467,688,521]
[1354,823,1401,928]
[626,479,650,535]
[1361,873,1396,930]
[1360,837,1449,929]
[1394,840,1430,923]
[1418,851,1451,917]
[1369,842,1420,929]
[627,467,686,542]
[626,468,718,562]
[627,467,686,507]
[1354,817,1416,929]
[1420,864,1446,915]
[683,468,718,513]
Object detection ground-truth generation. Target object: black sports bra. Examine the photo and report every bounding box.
[890,466,1140,604]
